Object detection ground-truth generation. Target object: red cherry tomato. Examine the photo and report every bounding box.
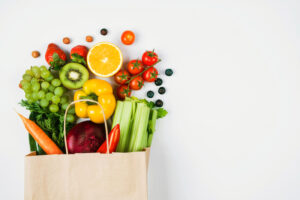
[114,70,131,85]
[121,30,135,45]
[116,85,131,100]
[127,60,144,75]
[142,51,159,66]
[129,76,144,90]
[142,67,158,82]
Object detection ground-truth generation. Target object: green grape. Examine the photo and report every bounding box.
[66,114,75,123]
[27,99,34,104]
[24,87,32,93]
[41,81,50,90]
[40,99,49,108]
[68,106,75,114]
[21,79,30,86]
[51,79,61,87]
[60,96,68,104]
[25,93,32,99]
[32,92,39,101]
[25,69,33,76]
[30,78,38,85]
[51,96,60,104]
[31,66,40,74]
[45,92,54,101]
[37,90,46,99]
[33,71,41,79]
[41,70,51,79]
[54,87,64,97]
[49,104,59,113]
[22,82,31,91]
[23,74,32,81]
[48,84,55,92]
[44,74,54,82]
[31,83,40,92]
[61,103,68,110]
[40,66,47,71]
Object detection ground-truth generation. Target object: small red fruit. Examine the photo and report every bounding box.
[121,30,135,45]
[129,76,144,90]
[142,67,158,82]
[116,85,132,100]
[142,50,159,66]
[127,60,144,75]
[70,45,88,65]
[45,43,67,70]
[114,70,131,85]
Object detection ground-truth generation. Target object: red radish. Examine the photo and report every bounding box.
[67,121,106,154]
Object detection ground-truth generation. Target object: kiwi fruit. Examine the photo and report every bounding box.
[59,63,89,89]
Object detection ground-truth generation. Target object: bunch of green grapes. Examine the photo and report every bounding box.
[20,66,76,123]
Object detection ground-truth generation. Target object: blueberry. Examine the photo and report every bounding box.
[100,28,108,36]
[155,99,163,107]
[165,69,173,76]
[158,87,166,94]
[147,91,154,98]
[155,78,163,86]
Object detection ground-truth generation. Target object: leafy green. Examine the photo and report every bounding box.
[49,53,66,71]
[20,100,75,153]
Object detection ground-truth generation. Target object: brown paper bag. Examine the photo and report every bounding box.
[24,99,151,200]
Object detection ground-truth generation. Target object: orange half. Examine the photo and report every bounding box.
[87,42,123,77]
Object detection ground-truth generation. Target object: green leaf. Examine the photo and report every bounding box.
[50,53,66,70]
[156,108,168,119]
[71,53,87,66]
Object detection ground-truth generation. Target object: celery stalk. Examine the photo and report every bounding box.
[112,100,135,152]
[147,109,158,147]
[128,103,151,152]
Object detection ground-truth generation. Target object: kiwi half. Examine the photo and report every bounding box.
[59,63,89,89]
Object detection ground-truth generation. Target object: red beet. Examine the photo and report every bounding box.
[67,121,106,154]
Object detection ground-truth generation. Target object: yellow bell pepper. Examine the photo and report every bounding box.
[74,79,116,123]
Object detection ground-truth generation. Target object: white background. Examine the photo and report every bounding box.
[1,0,300,199]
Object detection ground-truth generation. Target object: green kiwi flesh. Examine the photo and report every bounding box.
[59,63,89,89]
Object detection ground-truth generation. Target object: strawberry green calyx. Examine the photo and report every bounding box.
[71,53,87,66]
[50,53,66,70]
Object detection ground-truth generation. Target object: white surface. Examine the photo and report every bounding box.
[1,0,300,199]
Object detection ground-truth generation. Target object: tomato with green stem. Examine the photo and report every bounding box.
[116,85,131,99]
[114,70,131,85]
[129,76,144,90]
[127,60,144,75]
[142,50,159,66]
[142,67,158,82]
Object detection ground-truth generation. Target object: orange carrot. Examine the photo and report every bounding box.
[17,113,63,155]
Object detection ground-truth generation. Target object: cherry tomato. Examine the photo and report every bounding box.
[142,67,158,82]
[127,60,144,75]
[142,51,159,66]
[129,76,144,90]
[121,30,135,45]
[114,70,131,85]
[116,85,131,100]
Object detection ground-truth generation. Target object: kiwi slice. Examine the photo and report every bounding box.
[59,63,89,89]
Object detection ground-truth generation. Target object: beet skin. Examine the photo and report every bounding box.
[67,121,106,154]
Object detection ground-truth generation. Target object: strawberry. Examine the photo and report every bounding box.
[70,45,88,66]
[45,43,67,70]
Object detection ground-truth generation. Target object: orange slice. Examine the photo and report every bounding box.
[87,42,123,77]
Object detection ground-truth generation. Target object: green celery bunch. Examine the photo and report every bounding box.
[112,97,167,152]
